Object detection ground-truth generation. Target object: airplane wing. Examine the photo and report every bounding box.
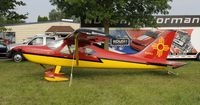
[70,29,114,65]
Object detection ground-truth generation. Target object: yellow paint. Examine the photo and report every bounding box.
[152,37,169,57]
[23,54,165,70]
[54,66,61,74]
[44,77,69,81]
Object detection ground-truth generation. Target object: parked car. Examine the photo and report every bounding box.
[130,31,161,51]
[7,35,59,62]
[0,43,7,57]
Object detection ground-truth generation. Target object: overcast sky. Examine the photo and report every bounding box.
[16,0,200,22]
[16,0,55,22]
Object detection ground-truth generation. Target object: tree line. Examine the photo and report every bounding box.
[0,0,172,32]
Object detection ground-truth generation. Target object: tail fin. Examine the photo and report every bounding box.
[135,30,176,61]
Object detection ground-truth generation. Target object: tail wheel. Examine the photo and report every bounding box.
[13,52,24,62]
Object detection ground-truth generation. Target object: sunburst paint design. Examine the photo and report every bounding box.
[152,37,169,57]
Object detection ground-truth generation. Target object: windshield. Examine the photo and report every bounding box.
[47,39,64,49]
[22,37,33,44]
[0,43,6,48]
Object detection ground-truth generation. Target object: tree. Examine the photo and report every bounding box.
[70,15,80,23]
[50,0,172,50]
[49,9,81,22]
[50,0,172,33]
[0,0,27,24]
[0,0,27,31]
[49,9,65,21]
[37,16,49,22]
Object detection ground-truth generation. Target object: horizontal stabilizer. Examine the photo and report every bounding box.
[167,61,187,69]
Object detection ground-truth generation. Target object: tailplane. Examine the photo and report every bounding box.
[135,30,177,61]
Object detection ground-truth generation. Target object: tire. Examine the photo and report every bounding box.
[12,52,24,62]
[197,53,200,61]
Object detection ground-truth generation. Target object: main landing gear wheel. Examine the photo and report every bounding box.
[44,66,69,82]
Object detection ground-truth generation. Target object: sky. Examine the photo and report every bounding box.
[16,0,56,22]
[16,0,200,22]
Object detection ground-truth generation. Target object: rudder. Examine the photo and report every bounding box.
[135,30,177,61]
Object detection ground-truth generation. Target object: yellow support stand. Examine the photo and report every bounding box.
[54,66,61,74]
[44,66,69,82]
[44,76,69,82]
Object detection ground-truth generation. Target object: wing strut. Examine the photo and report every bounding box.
[75,33,79,66]
[69,33,79,87]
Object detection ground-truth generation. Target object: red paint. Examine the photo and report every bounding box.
[12,30,185,68]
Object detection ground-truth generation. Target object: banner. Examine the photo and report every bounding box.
[81,15,200,27]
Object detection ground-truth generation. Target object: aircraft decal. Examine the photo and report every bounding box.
[152,37,169,57]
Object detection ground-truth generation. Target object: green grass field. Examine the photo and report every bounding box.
[0,60,200,105]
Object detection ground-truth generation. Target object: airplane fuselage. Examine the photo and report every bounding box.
[21,44,165,70]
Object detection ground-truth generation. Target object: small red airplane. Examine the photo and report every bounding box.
[12,29,186,81]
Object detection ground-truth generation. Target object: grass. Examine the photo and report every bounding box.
[0,60,200,105]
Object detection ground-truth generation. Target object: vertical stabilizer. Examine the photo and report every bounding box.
[135,30,176,61]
